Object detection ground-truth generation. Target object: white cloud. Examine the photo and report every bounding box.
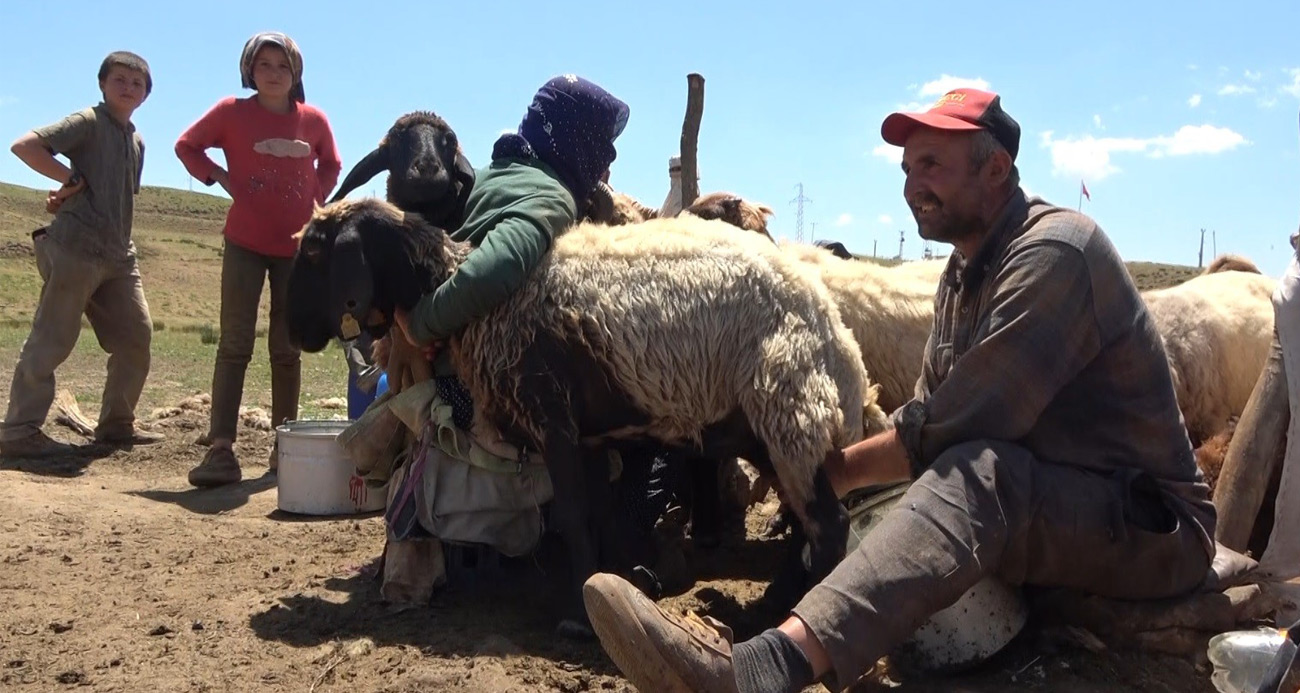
[871,143,903,164]
[1187,63,1199,71]
[1218,84,1256,96]
[1188,94,1202,107]
[1246,69,1263,81]
[835,213,853,227]
[1282,69,1300,99]
[1093,114,1103,129]
[1153,124,1248,157]
[1039,124,1248,181]
[878,214,893,225]
[916,74,991,98]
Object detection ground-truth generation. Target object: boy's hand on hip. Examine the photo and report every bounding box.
[45,178,86,214]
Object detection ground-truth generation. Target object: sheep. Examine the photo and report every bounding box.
[1205,253,1262,275]
[321,111,477,396]
[815,239,854,260]
[1143,268,1277,446]
[682,191,776,241]
[328,111,476,232]
[774,242,1275,446]
[778,243,938,414]
[288,197,874,635]
[591,186,776,241]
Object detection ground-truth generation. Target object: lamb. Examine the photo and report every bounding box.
[287,197,874,634]
[328,111,476,231]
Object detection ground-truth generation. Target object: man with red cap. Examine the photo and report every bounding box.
[581,88,1217,692]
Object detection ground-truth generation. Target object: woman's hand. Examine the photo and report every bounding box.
[371,334,391,370]
[393,308,439,362]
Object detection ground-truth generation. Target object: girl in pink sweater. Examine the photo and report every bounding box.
[176,31,341,487]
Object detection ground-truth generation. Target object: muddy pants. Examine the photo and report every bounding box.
[205,240,299,441]
[1262,246,1300,577]
[2,235,152,441]
[791,440,1213,688]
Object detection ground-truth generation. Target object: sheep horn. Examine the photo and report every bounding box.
[330,146,390,203]
[584,181,617,224]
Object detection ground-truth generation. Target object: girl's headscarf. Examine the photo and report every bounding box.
[240,31,305,103]
[492,74,629,202]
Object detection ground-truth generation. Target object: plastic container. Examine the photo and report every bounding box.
[276,419,387,515]
[1207,628,1288,693]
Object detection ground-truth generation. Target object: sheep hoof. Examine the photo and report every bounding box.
[762,510,791,538]
[630,565,663,600]
[556,618,595,641]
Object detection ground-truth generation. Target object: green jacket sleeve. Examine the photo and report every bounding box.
[409,192,574,343]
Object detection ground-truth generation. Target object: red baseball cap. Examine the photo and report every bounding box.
[881,88,1021,161]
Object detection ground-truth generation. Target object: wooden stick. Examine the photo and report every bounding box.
[1215,334,1290,550]
[679,73,705,210]
[52,389,96,437]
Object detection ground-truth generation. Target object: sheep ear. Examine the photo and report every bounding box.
[330,146,389,203]
[451,150,476,226]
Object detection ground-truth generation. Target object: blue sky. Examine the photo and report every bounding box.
[3,0,1300,276]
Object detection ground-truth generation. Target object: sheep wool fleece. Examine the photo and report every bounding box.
[791,189,1217,687]
[409,157,576,347]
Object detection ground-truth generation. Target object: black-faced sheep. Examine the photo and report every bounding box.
[329,111,476,232]
[288,197,873,634]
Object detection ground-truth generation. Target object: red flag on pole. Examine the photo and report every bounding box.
[1080,180,1091,201]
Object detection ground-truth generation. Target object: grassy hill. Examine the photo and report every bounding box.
[0,180,1205,419]
[0,181,348,420]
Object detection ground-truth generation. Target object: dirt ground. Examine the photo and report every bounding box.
[0,398,1224,693]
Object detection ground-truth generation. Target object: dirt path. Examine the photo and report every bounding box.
[0,405,1219,692]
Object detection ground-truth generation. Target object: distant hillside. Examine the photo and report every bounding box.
[0,180,1210,325]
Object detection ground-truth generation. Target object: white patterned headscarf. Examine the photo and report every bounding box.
[240,31,305,103]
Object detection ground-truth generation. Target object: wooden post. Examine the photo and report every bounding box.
[679,73,705,210]
[1215,334,1291,550]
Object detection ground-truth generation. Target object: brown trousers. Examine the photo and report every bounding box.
[2,235,153,441]
[792,440,1214,689]
[206,241,299,442]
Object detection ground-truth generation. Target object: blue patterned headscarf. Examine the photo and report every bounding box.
[492,75,630,202]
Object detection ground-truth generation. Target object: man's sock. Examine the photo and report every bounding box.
[732,627,814,693]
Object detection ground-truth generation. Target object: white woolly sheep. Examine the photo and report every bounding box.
[1143,268,1277,446]
[288,197,874,635]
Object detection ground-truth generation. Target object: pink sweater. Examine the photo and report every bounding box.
[175,96,341,258]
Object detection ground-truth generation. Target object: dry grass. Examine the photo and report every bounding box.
[0,181,348,419]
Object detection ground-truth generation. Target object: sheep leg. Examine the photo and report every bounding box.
[544,429,601,640]
[761,468,848,613]
[687,453,723,549]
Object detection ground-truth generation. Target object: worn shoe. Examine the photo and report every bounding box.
[583,572,739,693]
[95,427,166,445]
[0,430,77,459]
[188,446,242,487]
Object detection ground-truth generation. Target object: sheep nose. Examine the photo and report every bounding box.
[345,300,358,311]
